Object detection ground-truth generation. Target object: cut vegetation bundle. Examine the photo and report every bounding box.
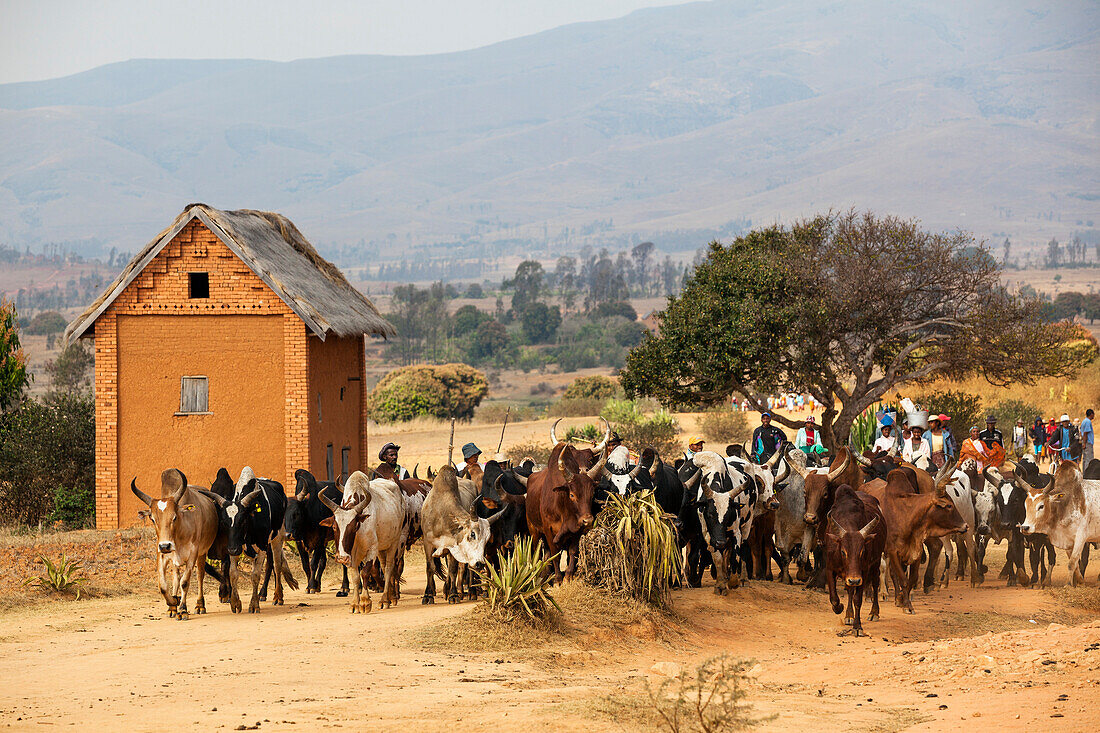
[478,536,561,625]
[579,490,682,608]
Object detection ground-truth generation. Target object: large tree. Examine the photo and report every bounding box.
[621,211,1093,450]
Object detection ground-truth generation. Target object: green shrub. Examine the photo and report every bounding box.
[0,393,95,526]
[554,344,599,371]
[565,423,602,443]
[988,398,1043,429]
[601,399,680,454]
[47,484,95,528]
[699,408,750,444]
[915,390,983,434]
[563,375,620,401]
[504,440,552,465]
[367,363,488,422]
[24,310,68,336]
[614,321,648,348]
[23,554,89,599]
[548,397,606,418]
[478,536,560,624]
[591,300,637,321]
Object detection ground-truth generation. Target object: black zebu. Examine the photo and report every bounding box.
[284,469,350,596]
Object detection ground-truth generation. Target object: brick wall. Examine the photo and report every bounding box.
[92,219,314,527]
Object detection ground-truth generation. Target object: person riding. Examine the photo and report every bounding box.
[751,412,787,463]
[794,416,825,456]
[1048,414,1080,466]
[873,415,898,454]
[378,442,410,480]
[979,416,1004,449]
[927,414,949,469]
[902,424,932,471]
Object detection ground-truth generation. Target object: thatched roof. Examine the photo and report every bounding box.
[66,204,394,343]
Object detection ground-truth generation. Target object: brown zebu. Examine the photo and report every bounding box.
[131,469,219,620]
[525,442,606,582]
[824,484,886,637]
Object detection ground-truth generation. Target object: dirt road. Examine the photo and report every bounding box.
[3,538,1100,732]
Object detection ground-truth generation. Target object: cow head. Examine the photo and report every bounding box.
[925,470,969,538]
[131,469,189,554]
[825,487,880,587]
[201,478,267,557]
[602,445,649,496]
[797,448,851,525]
[1021,460,1082,535]
[685,451,740,551]
[317,478,372,564]
[555,444,604,528]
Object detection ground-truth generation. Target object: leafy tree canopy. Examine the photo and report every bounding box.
[0,298,30,411]
[621,211,1093,448]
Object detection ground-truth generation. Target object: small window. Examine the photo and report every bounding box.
[326,444,334,482]
[188,272,209,299]
[341,447,351,477]
[317,392,323,422]
[179,376,209,414]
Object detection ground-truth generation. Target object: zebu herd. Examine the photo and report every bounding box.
[130,418,1100,639]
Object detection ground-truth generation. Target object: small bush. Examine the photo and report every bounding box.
[699,408,750,444]
[47,484,95,528]
[563,375,620,401]
[367,363,488,422]
[602,399,680,454]
[530,381,556,396]
[988,398,1043,429]
[646,655,773,733]
[565,423,602,443]
[548,397,606,418]
[23,555,88,599]
[914,389,983,434]
[478,536,561,625]
[474,403,535,424]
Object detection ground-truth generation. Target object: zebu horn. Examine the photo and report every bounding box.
[774,453,790,483]
[628,462,643,479]
[684,469,702,490]
[765,445,783,469]
[352,493,373,515]
[826,449,850,482]
[858,516,879,539]
[854,452,873,468]
[586,449,608,480]
[514,472,528,488]
[550,418,563,446]
[196,488,228,508]
[317,491,339,512]
[413,464,419,479]
[788,455,809,481]
[162,468,188,504]
[934,459,959,492]
[130,479,154,508]
[487,507,507,526]
[239,488,263,509]
[592,417,611,452]
[828,515,847,537]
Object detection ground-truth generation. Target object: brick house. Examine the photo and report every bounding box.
[65,204,394,529]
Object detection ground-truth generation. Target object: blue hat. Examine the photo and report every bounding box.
[461,442,482,461]
[881,415,895,427]
[761,411,772,417]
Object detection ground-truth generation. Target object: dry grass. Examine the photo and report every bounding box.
[1049,585,1100,613]
[921,368,1100,422]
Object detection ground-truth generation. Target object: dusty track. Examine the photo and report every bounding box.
[3,537,1100,732]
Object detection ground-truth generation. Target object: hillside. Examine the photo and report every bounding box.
[0,0,1097,262]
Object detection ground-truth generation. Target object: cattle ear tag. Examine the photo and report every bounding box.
[182,504,196,512]
[255,505,262,513]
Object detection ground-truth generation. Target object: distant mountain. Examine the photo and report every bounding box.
[0,0,1096,265]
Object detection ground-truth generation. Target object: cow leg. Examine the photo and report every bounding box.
[903,562,919,613]
[258,546,274,602]
[421,541,436,604]
[194,557,206,615]
[176,559,195,621]
[157,554,177,617]
[563,541,579,582]
[923,539,942,594]
[266,534,283,603]
[826,570,842,616]
[1068,534,1087,587]
[869,563,882,621]
[777,548,792,584]
[248,551,266,613]
[297,540,313,593]
[356,562,373,613]
[379,548,396,609]
[888,551,908,608]
[446,556,462,603]
[851,584,866,637]
[227,555,243,613]
[1007,532,1027,587]
[709,547,729,595]
[336,564,350,597]
[952,535,967,580]
[1028,540,1042,587]
[974,535,989,587]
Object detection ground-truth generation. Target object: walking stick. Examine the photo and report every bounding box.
[447,417,456,467]
[496,406,511,455]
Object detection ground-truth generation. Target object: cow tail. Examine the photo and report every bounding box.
[280,553,300,591]
[1046,543,1056,568]
[204,562,225,583]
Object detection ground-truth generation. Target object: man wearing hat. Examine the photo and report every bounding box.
[979,416,1004,449]
[794,416,825,457]
[685,436,705,462]
[1048,414,1081,466]
[751,411,787,463]
[378,442,410,480]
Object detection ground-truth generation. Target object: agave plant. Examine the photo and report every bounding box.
[24,554,89,599]
[478,536,560,623]
[581,489,682,607]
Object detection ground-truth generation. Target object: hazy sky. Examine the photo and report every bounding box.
[0,0,694,84]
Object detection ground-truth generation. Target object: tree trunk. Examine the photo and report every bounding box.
[827,402,864,453]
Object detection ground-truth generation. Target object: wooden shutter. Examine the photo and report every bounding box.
[341,447,351,477]
[180,376,209,413]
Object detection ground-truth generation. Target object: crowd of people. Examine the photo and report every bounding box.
[736,402,1095,472]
